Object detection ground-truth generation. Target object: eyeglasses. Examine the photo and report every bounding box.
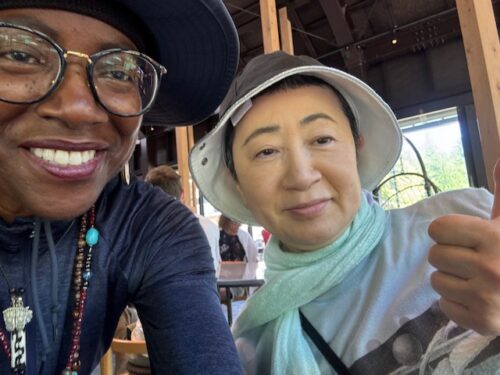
[0,22,167,117]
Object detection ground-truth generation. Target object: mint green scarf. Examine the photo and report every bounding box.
[232,192,387,374]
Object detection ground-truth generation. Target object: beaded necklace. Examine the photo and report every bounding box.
[0,206,99,375]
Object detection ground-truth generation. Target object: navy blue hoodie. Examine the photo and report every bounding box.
[0,177,242,374]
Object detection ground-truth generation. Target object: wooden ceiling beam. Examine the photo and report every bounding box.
[260,0,281,53]
[286,6,318,57]
[318,0,354,46]
[279,7,295,54]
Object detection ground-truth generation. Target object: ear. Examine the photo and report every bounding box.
[355,135,365,151]
[180,190,185,203]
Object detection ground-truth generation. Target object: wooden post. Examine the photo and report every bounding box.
[456,0,500,191]
[260,0,280,53]
[175,127,193,209]
[278,7,294,55]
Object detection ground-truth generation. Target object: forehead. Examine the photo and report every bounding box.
[0,8,136,51]
[235,85,349,134]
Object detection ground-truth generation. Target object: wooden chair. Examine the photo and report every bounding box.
[100,338,148,375]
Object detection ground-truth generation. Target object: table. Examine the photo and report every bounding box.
[217,262,265,325]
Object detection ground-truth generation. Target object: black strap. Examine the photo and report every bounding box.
[299,310,352,375]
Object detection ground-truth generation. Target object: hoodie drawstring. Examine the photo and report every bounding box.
[43,220,61,340]
[30,218,61,364]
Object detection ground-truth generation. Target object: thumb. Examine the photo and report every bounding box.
[491,159,500,220]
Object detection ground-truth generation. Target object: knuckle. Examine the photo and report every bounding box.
[429,271,441,290]
[479,260,500,284]
[428,218,443,238]
[427,245,439,265]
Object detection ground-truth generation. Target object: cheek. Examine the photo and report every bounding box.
[237,171,277,222]
[113,115,142,137]
[237,174,267,206]
[0,103,31,131]
[110,115,141,157]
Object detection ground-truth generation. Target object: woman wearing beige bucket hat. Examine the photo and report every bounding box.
[0,1,243,374]
[190,51,500,374]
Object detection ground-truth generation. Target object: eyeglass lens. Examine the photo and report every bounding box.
[0,25,160,116]
[0,26,61,103]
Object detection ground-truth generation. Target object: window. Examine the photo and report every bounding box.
[375,107,469,209]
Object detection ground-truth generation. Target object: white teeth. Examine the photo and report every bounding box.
[54,150,69,165]
[42,148,55,161]
[33,148,44,158]
[30,148,97,166]
[82,151,90,163]
[68,151,82,165]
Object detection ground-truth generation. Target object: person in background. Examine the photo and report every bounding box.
[145,165,221,271]
[190,51,500,374]
[0,1,242,374]
[219,215,258,263]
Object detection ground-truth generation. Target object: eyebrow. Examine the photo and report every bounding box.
[300,112,337,125]
[1,16,58,36]
[0,17,136,51]
[242,125,280,146]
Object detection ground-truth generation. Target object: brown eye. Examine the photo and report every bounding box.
[256,148,276,158]
[314,136,335,145]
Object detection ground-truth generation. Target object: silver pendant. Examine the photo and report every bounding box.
[3,293,32,333]
[3,291,32,372]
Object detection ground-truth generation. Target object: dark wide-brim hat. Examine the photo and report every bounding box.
[0,0,240,127]
[190,51,402,225]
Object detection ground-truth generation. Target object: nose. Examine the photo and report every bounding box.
[35,62,109,126]
[282,147,321,191]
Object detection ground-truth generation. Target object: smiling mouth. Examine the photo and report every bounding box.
[30,148,97,167]
[285,199,331,217]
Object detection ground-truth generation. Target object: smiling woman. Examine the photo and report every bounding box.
[231,85,361,252]
[190,51,500,374]
[0,1,242,375]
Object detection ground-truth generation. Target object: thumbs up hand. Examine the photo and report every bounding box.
[428,160,500,336]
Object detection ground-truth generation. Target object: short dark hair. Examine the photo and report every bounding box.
[224,75,360,181]
[218,214,240,231]
[145,165,183,199]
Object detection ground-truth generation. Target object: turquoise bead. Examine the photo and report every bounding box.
[85,228,99,246]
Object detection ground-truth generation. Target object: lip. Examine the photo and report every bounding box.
[20,140,107,181]
[21,139,108,151]
[284,198,331,218]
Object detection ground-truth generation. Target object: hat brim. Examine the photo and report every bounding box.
[117,0,240,127]
[0,0,239,126]
[190,66,402,225]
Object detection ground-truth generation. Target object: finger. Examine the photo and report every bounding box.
[428,214,487,248]
[438,298,475,330]
[428,244,479,279]
[430,270,471,305]
[439,297,500,335]
[491,158,500,220]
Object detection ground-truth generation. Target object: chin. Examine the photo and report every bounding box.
[39,205,91,220]
[28,194,97,220]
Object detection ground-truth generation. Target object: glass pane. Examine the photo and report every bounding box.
[376,107,469,209]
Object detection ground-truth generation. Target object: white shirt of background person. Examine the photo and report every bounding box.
[196,214,221,274]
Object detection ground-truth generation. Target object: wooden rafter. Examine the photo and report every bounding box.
[260,0,280,53]
[318,0,354,46]
[287,6,318,57]
[279,7,294,55]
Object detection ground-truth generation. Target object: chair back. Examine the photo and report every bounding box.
[100,338,148,375]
